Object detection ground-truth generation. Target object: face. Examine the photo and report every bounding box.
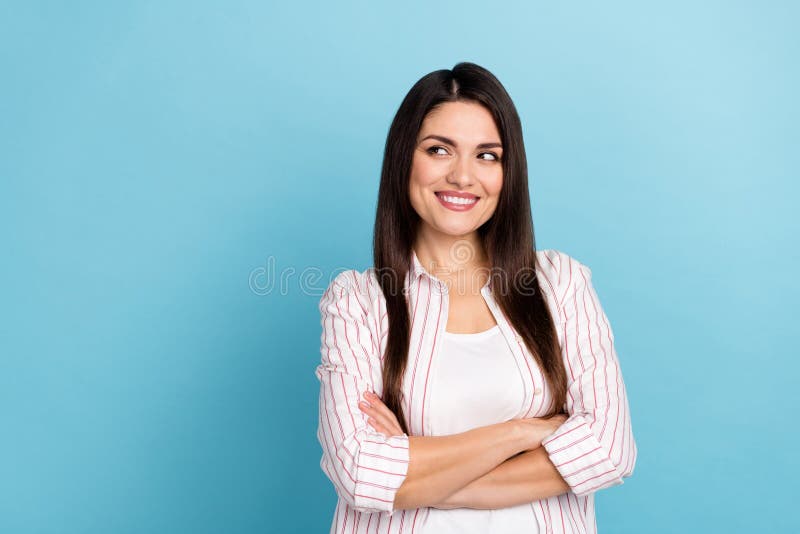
[409,100,503,240]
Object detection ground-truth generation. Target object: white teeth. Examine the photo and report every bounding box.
[439,194,477,205]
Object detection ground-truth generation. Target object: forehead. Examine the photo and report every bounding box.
[418,101,500,142]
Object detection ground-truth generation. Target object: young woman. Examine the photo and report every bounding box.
[315,62,637,533]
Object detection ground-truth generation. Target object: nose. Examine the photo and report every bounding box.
[445,154,473,188]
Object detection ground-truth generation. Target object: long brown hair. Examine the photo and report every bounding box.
[373,62,567,436]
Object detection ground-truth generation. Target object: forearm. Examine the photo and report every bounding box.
[433,446,570,510]
[393,420,530,510]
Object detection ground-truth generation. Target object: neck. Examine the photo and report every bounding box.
[412,229,489,278]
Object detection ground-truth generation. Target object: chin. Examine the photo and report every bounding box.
[434,223,478,237]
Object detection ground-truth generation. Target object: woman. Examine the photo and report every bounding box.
[315,62,637,533]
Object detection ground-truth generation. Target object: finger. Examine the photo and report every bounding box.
[368,410,402,436]
[362,393,396,425]
[359,401,393,430]
[385,424,403,437]
[370,400,396,421]
[363,392,400,425]
[380,412,403,436]
[364,407,401,436]
[361,393,404,436]
[368,415,402,438]
[363,391,387,410]
[367,417,387,434]
[366,406,396,432]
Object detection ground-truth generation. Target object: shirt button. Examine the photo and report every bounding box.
[516,335,523,343]
[534,387,542,394]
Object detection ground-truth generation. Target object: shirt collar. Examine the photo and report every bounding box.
[410,249,428,282]
[409,248,493,291]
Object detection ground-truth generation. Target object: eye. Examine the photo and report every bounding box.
[427,145,449,156]
[479,152,501,161]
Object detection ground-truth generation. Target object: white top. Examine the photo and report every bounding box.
[422,324,541,533]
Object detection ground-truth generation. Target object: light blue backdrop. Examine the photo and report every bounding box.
[1,1,797,533]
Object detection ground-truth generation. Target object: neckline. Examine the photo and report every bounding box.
[443,324,501,340]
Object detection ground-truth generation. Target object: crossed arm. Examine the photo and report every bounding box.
[439,446,572,510]
[358,390,570,510]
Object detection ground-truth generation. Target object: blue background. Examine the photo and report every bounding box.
[2,1,797,532]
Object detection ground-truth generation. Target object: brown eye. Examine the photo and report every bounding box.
[479,152,501,161]
[427,146,448,156]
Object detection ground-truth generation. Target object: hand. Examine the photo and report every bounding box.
[358,391,404,437]
[517,413,569,450]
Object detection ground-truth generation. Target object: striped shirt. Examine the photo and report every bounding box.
[314,248,637,533]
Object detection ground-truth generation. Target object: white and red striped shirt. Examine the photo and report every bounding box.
[314,248,637,533]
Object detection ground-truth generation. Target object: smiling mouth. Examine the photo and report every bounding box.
[434,191,480,211]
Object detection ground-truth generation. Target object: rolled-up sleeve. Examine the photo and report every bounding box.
[314,270,410,515]
[541,258,637,497]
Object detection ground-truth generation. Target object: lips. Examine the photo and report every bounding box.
[435,190,479,200]
[434,190,480,211]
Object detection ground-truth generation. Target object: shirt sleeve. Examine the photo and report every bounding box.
[314,270,410,515]
[540,257,638,497]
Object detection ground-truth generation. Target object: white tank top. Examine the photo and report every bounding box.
[422,324,542,533]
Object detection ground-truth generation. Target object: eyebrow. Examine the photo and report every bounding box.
[419,134,502,150]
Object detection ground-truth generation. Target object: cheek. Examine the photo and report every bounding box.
[409,163,440,206]
[410,158,440,188]
[407,176,430,214]
[483,173,503,197]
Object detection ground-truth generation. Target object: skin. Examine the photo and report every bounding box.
[408,99,503,279]
[359,392,569,509]
[358,101,572,511]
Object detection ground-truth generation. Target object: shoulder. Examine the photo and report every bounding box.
[319,268,380,317]
[535,248,593,308]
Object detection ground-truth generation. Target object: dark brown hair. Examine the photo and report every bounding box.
[373,61,567,435]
